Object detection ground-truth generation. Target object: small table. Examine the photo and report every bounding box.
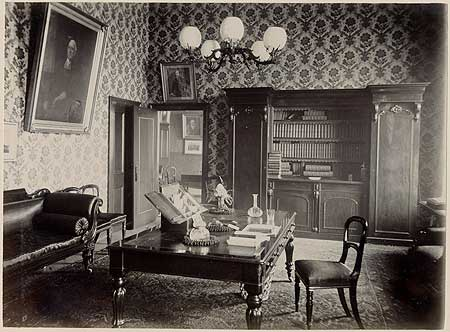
[95,213,127,246]
[109,209,295,329]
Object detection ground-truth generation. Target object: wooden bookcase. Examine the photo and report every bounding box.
[226,84,429,243]
[269,89,371,239]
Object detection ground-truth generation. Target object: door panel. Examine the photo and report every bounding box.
[319,192,360,234]
[232,108,268,210]
[273,187,314,233]
[374,112,414,237]
[133,106,159,229]
[109,98,135,215]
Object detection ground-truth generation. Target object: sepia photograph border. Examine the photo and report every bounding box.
[24,3,108,134]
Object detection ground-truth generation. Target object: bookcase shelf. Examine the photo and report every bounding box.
[282,158,363,164]
[226,84,428,243]
[274,138,366,143]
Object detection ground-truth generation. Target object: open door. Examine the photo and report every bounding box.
[108,97,138,220]
[132,105,159,229]
[108,98,159,231]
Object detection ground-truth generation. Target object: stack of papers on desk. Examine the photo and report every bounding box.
[241,224,280,236]
[227,236,269,248]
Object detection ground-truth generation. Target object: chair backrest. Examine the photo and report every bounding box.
[339,216,368,280]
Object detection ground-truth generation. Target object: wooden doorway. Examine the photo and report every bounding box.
[108,97,159,230]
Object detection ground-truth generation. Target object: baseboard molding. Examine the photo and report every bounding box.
[367,236,413,246]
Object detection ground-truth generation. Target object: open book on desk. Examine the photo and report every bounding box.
[145,189,206,225]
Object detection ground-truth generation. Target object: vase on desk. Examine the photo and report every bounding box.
[247,193,263,218]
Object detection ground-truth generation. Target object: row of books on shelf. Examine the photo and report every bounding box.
[302,110,327,121]
[268,152,293,177]
[273,121,364,139]
[267,158,336,178]
[268,152,282,177]
[273,142,363,160]
[301,163,334,177]
[273,109,329,121]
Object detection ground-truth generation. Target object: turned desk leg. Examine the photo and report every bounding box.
[285,234,294,282]
[121,220,126,240]
[244,284,262,329]
[112,276,126,327]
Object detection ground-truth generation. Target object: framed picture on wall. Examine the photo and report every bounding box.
[24,3,108,134]
[184,140,202,155]
[161,62,197,103]
[182,112,203,139]
[4,122,18,162]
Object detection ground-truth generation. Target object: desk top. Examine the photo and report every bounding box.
[418,201,446,217]
[109,209,295,263]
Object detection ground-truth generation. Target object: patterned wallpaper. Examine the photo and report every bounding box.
[4,3,446,202]
[4,2,152,201]
[144,3,446,199]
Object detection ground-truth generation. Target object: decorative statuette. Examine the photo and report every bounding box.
[188,213,210,241]
[247,193,263,218]
[208,176,233,214]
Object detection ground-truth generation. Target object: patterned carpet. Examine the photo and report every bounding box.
[3,238,445,329]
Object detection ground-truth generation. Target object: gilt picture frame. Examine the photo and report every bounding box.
[161,62,197,103]
[24,3,108,134]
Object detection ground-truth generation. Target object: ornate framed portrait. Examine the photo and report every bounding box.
[24,3,108,134]
[182,112,203,139]
[161,62,197,103]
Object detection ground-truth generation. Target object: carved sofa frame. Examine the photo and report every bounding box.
[3,188,100,286]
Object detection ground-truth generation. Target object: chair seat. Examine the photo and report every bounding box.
[295,260,352,288]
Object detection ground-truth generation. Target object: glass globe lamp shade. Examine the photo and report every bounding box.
[201,40,220,58]
[220,17,244,44]
[179,26,202,50]
[251,41,271,62]
[263,27,287,53]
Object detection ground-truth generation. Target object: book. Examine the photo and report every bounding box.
[234,231,270,242]
[242,224,280,236]
[303,170,334,177]
[227,236,267,248]
[145,184,207,225]
[145,192,184,224]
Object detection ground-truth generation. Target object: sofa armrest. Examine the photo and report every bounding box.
[43,192,100,243]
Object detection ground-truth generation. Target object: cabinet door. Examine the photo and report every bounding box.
[318,184,364,236]
[370,110,419,240]
[272,182,315,233]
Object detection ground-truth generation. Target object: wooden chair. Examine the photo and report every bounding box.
[294,216,368,329]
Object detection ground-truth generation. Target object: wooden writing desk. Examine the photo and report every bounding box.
[109,209,295,329]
